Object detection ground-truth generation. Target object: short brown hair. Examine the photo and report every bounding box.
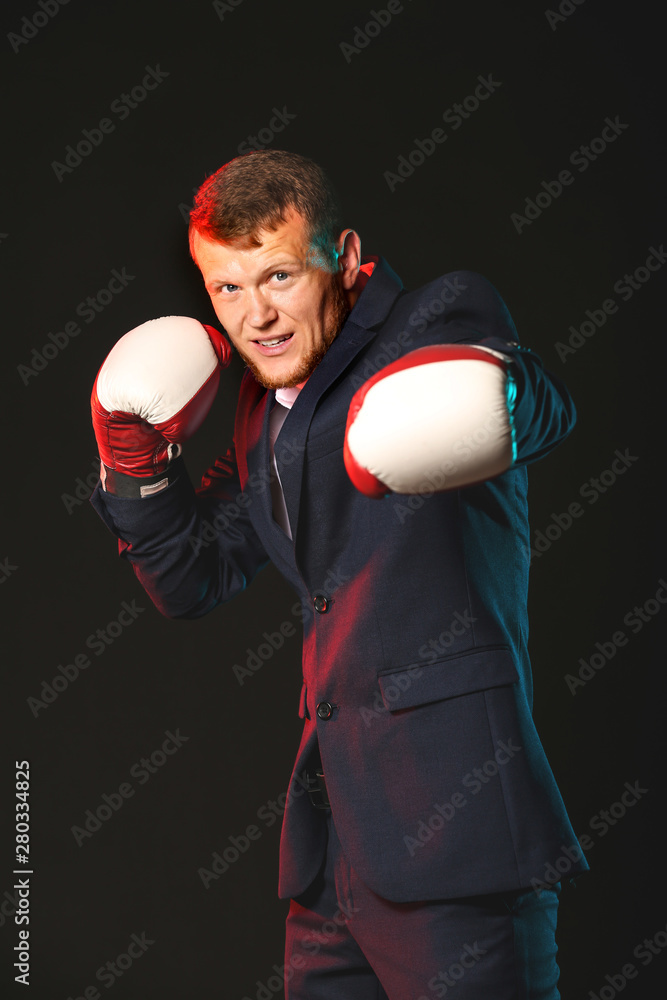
[189,150,342,270]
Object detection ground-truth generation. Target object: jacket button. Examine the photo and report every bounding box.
[316,701,334,720]
[313,594,329,614]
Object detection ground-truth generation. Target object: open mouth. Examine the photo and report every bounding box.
[253,333,295,355]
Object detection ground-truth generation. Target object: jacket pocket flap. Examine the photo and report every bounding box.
[377,645,518,711]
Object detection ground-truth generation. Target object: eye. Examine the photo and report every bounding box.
[273,271,290,281]
[219,284,238,294]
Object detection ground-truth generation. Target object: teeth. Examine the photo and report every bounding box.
[259,335,290,347]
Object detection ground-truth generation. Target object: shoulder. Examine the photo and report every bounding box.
[412,268,507,308]
[375,268,517,347]
[384,268,509,320]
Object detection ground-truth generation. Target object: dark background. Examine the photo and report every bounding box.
[1,0,665,996]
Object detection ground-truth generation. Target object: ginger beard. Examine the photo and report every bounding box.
[235,270,351,390]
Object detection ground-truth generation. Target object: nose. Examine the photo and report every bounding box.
[245,288,278,329]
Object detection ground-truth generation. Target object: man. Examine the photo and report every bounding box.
[90,149,587,997]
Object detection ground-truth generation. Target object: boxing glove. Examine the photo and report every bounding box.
[344,344,517,497]
[91,316,231,496]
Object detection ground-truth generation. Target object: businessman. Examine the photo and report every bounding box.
[90,149,587,998]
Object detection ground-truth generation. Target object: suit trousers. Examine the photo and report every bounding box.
[284,805,561,999]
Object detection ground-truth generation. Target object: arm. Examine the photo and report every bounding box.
[436,270,576,466]
[344,271,576,496]
[89,316,269,618]
[90,448,269,620]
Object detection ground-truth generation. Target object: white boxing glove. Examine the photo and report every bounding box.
[344,344,517,497]
[91,316,231,495]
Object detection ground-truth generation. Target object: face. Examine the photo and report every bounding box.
[193,209,352,390]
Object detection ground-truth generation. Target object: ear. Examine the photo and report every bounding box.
[336,229,362,291]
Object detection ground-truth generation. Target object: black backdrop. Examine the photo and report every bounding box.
[2,1,666,997]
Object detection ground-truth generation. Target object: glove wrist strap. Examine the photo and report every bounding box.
[101,454,184,498]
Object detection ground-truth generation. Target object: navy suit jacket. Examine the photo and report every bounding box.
[91,256,589,902]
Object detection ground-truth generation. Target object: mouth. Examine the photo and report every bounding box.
[252,332,295,356]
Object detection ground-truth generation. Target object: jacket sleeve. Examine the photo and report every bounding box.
[89,444,269,620]
[442,270,577,466]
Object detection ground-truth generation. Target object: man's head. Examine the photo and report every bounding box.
[189,150,362,389]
